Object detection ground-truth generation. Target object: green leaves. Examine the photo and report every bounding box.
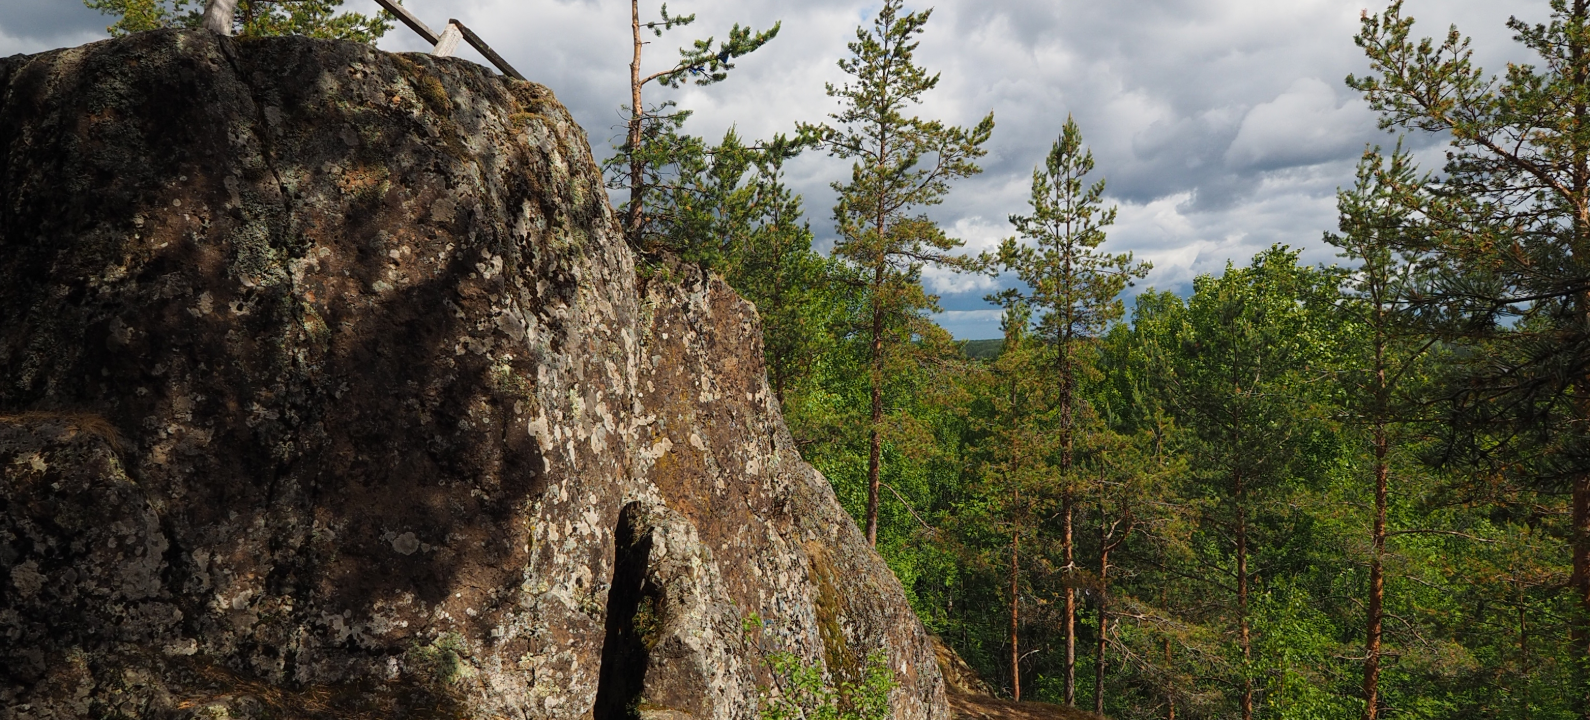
[613,2,782,247]
[84,0,203,35]
[757,651,894,720]
[988,115,1149,354]
[654,21,781,89]
[84,0,391,41]
[808,0,995,288]
[794,0,993,547]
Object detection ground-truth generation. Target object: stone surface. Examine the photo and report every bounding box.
[0,30,947,720]
[930,636,993,697]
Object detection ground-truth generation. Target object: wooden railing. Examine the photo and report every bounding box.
[370,0,526,81]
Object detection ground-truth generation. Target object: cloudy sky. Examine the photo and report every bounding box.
[2,0,1551,338]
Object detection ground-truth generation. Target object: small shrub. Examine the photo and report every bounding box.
[404,633,475,686]
[758,650,893,720]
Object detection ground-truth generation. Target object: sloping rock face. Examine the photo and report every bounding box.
[0,31,946,720]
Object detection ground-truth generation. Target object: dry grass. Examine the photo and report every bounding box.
[0,411,127,453]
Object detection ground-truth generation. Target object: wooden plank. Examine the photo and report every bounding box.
[451,19,527,81]
[370,0,439,45]
[431,21,462,57]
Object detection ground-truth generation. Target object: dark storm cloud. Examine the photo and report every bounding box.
[0,0,1558,337]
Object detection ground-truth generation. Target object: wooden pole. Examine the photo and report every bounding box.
[431,21,462,57]
[370,0,438,44]
[368,0,527,81]
[452,20,527,81]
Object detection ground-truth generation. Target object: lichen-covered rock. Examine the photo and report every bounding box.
[0,30,946,720]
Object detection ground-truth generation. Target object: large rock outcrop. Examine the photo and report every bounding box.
[0,31,946,720]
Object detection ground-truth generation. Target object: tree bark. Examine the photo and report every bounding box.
[865,262,884,547]
[1363,422,1388,720]
[1011,508,1021,702]
[1165,621,1176,720]
[626,0,645,245]
[1520,599,1532,719]
[1574,6,1590,715]
[1363,327,1389,720]
[1095,524,1111,716]
[1237,469,1253,720]
[1575,471,1590,720]
[202,0,239,34]
[1063,495,1076,706]
[863,76,890,546]
[1059,311,1077,707]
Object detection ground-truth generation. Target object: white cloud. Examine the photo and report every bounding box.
[932,309,1006,340]
[0,0,1559,338]
[1225,78,1378,171]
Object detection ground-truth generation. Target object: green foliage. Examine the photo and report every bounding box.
[750,8,1590,714]
[758,650,894,720]
[84,0,201,36]
[798,0,993,546]
[640,5,781,90]
[84,0,391,41]
[1348,2,1590,714]
[808,0,994,294]
[1348,0,1590,492]
[987,115,1149,348]
[609,2,781,247]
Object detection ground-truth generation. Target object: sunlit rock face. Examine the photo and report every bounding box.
[0,30,946,720]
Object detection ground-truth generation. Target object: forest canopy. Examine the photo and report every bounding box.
[70,0,1590,717]
[632,1,1590,718]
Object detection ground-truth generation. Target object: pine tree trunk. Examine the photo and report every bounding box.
[1063,495,1076,706]
[1165,630,1176,720]
[1011,511,1021,702]
[1362,420,1388,720]
[626,0,644,245]
[1575,1,1590,705]
[1575,471,1590,720]
[202,0,239,35]
[1519,600,1531,715]
[1163,568,1175,719]
[1059,329,1077,707]
[1095,526,1111,717]
[865,264,884,547]
[1364,321,1389,720]
[1237,470,1253,720]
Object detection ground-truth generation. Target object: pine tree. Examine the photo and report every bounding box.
[84,0,390,41]
[805,0,993,548]
[713,138,843,406]
[1351,3,1590,712]
[986,116,1148,705]
[607,1,778,251]
[1324,146,1435,720]
[1084,429,1162,716]
[972,304,1062,701]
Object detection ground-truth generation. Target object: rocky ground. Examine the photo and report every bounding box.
[947,693,1104,720]
[931,639,1104,720]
